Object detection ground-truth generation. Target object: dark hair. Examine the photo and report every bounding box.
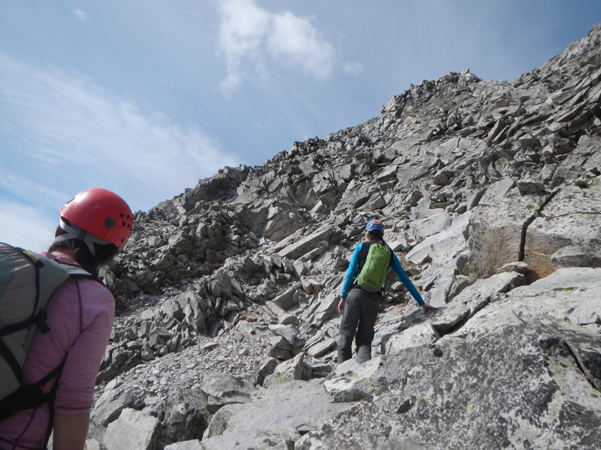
[48,225,120,274]
[366,230,386,244]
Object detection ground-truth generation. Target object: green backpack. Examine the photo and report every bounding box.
[0,243,95,423]
[357,241,392,293]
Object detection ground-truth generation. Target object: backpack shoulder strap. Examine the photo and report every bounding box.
[19,251,100,342]
[27,250,101,282]
[385,243,393,268]
[0,246,100,427]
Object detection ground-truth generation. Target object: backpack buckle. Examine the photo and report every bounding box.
[36,311,51,334]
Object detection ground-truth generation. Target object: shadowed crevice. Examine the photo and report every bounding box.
[518,188,561,261]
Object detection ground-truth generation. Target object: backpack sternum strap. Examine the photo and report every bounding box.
[0,355,66,422]
[0,337,24,381]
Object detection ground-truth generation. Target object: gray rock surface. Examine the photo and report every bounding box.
[104,408,160,450]
[201,380,351,450]
[164,441,203,450]
[85,23,601,450]
[297,268,601,450]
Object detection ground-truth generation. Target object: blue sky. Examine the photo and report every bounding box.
[1,0,600,251]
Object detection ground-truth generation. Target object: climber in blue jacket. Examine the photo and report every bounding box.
[337,220,435,364]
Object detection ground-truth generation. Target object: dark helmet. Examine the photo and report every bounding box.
[365,220,384,234]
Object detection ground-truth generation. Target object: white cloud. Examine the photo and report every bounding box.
[73,8,87,21]
[342,61,364,76]
[267,12,335,80]
[0,168,67,210]
[0,199,56,252]
[216,0,341,95]
[217,0,270,96]
[0,52,240,212]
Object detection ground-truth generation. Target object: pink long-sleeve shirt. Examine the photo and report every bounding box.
[0,253,115,450]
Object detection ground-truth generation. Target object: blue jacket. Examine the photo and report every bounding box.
[340,242,425,306]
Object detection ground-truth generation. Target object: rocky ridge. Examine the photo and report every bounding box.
[84,23,601,450]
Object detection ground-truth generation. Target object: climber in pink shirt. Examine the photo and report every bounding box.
[0,189,133,450]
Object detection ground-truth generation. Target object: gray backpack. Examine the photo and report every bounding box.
[0,243,95,422]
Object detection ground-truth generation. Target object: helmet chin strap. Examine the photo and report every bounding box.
[54,218,111,256]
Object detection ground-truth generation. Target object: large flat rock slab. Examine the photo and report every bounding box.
[459,268,601,338]
[525,183,601,279]
[104,408,160,450]
[200,379,351,450]
[386,271,525,354]
[276,226,334,260]
[468,181,543,278]
[297,268,601,450]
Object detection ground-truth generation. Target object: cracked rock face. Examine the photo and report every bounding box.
[88,23,601,450]
[298,269,601,450]
[525,183,601,278]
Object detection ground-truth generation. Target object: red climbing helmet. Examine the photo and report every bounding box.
[59,188,133,248]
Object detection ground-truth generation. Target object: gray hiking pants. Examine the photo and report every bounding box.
[337,287,381,364]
